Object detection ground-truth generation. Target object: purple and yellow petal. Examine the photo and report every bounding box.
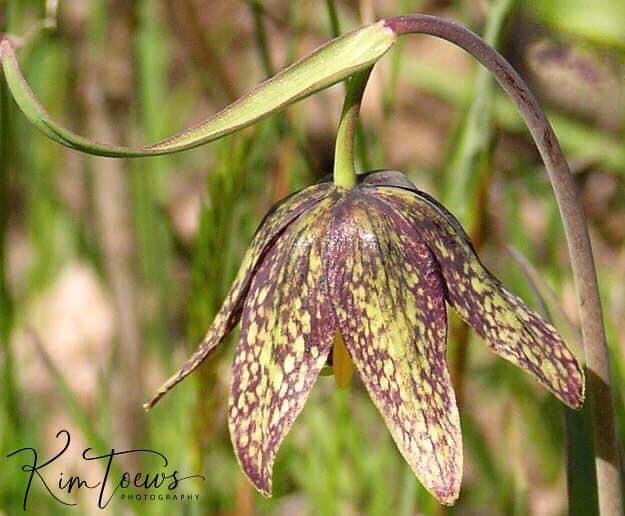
[148,168,583,507]
[327,192,462,505]
[229,197,337,496]
[144,183,331,409]
[374,183,584,409]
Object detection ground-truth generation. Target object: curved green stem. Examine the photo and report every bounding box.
[384,14,621,516]
[333,67,372,188]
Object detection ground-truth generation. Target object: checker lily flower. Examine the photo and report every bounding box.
[145,169,584,504]
[7,11,614,508]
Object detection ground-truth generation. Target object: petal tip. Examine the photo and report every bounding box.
[415,441,463,507]
[438,492,460,507]
[253,478,273,498]
[425,476,461,506]
[241,462,273,498]
[565,374,585,410]
[229,415,277,501]
[554,359,585,409]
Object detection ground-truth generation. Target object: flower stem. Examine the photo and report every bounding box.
[333,67,372,188]
[384,14,622,515]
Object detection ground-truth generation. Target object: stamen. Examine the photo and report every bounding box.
[333,329,353,388]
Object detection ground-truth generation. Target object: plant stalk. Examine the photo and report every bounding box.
[384,14,622,515]
[333,67,372,188]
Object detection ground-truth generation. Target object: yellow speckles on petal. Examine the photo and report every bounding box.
[327,192,462,505]
[287,320,297,338]
[309,248,321,274]
[415,419,427,435]
[279,383,288,397]
[376,185,584,410]
[229,194,337,497]
[541,360,557,379]
[247,322,258,345]
[435,239,450,258]
[257,286,269,305]
[269,366,284,387]
[422,381,433,396]
[492,292,506,308]
[301,312,311,334]
[496,307,518,328]
[422,439,434,454]
[270,410,280,427]
[293,335,305,355]
[144,186,334,411]
[470,276,485,294]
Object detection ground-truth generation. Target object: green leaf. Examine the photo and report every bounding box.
[0,22,395,157]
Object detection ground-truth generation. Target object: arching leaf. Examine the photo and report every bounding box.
[0,23,395,157]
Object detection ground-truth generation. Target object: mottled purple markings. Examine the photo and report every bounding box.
[147,170,584,506]
[144,183,332,410]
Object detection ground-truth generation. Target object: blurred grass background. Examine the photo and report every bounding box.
[0,0,624,514]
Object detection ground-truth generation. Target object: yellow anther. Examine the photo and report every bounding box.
[333,330,354,389]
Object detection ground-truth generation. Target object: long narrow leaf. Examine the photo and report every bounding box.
[0,23,395,157]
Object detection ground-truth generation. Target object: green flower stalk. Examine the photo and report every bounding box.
[1,11,619,512]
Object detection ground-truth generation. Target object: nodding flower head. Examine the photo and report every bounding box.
[145,170,584,505]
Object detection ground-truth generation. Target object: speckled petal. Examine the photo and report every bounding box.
[229,197,337,496]
[327,191,462,505]
[373,180,584,409]
[144,183,332,409]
